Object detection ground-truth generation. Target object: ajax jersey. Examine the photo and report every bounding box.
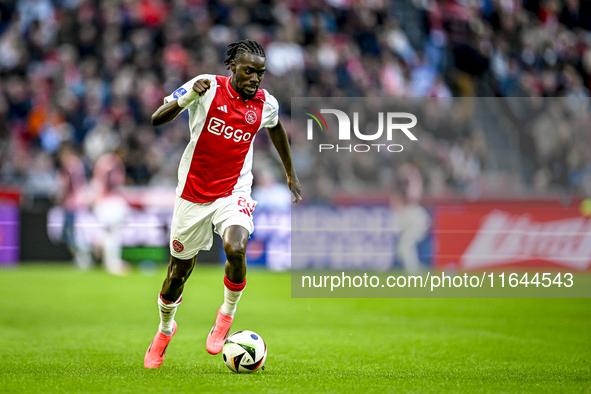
[164,75,279,203]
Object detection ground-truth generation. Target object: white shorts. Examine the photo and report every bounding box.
[169,193,257,259]
[94,195,129,228]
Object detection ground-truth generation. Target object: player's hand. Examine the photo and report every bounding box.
[177,79,210,108]
[193,79,211,96]
[288,174,302,204]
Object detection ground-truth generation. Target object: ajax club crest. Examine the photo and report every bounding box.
[245,110,257,124]
[172,239,184,253]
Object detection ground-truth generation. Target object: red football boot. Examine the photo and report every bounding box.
[144,321,177,368]
[206,307,233,355]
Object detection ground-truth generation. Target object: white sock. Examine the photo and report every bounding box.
[220,286,243,317]
[158,293,181,335]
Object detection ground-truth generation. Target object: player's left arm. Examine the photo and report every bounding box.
[267,119,302,204]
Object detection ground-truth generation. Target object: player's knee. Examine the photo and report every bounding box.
[224,242,246,263]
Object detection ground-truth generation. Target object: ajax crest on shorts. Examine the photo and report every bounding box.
[172,239,184,253]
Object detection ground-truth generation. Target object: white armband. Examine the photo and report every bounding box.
[177,89,200,108]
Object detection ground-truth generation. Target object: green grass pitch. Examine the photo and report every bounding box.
[0,264,589,393]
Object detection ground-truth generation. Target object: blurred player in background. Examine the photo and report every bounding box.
[56,143,91,270]
[391,163,431,273]
[91,148,129,276]
[252,167,294,211]
[144,39,301,368]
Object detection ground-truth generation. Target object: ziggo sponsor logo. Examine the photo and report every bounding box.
[207,117,252,143]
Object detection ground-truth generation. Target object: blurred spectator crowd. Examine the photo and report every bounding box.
[0,0,590,203]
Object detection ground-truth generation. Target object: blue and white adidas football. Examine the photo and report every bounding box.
[222,330,267,373]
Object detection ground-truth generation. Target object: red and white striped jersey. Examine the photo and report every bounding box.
[164,74,279,203]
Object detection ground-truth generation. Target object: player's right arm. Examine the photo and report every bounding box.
[151,79,211,127]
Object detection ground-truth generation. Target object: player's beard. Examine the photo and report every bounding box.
[240,85,258,100]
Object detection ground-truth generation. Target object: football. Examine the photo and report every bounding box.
[222,330,267,373]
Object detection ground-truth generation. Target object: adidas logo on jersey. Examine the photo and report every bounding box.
[217,105,228,113]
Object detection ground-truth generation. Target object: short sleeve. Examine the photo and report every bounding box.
[261,90,280,129]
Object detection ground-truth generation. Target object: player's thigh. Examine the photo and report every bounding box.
[170,196,216,259]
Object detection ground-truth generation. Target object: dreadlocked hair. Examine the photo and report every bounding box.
[223,40,266,69]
